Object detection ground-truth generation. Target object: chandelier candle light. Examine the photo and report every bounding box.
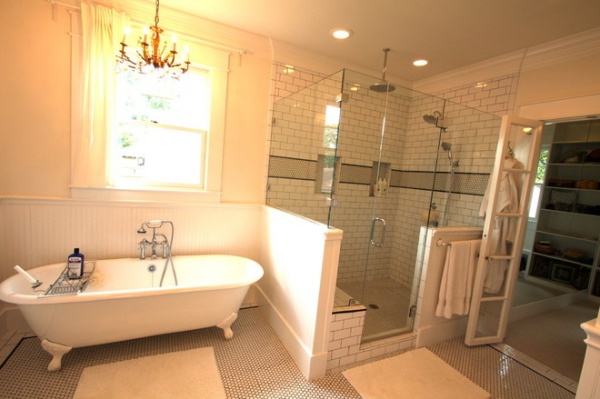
[117,0,191,79]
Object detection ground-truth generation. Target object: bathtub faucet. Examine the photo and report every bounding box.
[138,238,150,260]
[152,233,170,259]
[136,220,174,260]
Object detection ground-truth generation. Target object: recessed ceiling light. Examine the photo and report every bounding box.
[413,59,428,67]
[331,28,353,40]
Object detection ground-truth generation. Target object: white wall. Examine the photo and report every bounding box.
[257,207,343,380]
[0,0,272,203]
[0,198,263,284]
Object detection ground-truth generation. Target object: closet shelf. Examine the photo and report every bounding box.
[526,118,600,298]
[536,228,598,243]
[531,251,594,268]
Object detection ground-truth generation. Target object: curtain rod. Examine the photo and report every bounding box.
[47,0,249,55]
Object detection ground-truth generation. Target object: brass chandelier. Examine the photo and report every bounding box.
[117,0,190,79]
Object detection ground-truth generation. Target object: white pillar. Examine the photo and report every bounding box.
[577,319,600,398]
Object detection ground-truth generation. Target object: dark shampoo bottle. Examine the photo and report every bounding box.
[67,248,85,279]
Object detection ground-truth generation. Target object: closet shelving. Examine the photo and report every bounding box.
[528,119,600,296]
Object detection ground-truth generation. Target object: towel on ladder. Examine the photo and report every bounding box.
[436,240,481,319]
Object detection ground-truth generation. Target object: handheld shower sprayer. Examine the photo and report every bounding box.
[14,265,42,289]
[440,142,460,168]
[441,142,453,160]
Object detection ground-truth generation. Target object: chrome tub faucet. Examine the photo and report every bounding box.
[136,220,174,260]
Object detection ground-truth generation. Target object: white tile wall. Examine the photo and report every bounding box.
[267,64,520,351]
[267,64,514,301]
[327,309,416,373]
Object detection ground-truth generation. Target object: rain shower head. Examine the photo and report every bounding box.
[423,111,447,129]
[370,48,396,93]
[441,142,452,151]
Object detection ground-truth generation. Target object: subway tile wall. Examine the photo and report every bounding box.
[267,62,514,294]
[327,309,415,373]
[432,75,519,116]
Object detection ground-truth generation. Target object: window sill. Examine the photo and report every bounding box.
[70,186,221,204]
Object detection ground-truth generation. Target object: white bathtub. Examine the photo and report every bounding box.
[0,255,263,371]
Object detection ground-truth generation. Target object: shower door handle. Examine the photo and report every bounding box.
[370,217,386,247]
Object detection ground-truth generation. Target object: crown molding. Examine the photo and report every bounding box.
[414,27,600,95]
[270,40,413,89]
[517,93,600,122]
[85,0,273,60]
[521,27,600,72]
[412,51,525,94]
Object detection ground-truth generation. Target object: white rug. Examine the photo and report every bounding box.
[73,347,226,399]
[343,348,490,399]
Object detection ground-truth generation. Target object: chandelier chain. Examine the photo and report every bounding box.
[154,0,160,27]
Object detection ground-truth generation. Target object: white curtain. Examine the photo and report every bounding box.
[72,4,129,188]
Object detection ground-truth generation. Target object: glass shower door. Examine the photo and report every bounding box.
[329,70,419,342]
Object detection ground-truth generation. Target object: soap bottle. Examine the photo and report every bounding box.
[67,248,85,279]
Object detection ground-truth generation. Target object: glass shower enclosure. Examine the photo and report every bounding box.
[267,69,500,343]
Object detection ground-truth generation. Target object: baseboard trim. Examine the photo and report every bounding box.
[254,286,326,380]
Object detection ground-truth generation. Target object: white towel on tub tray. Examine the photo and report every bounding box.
[436,239,481,319]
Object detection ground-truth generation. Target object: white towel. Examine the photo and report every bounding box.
[436,240,481,319]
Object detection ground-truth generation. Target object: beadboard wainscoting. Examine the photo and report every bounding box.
[0,198,343,380]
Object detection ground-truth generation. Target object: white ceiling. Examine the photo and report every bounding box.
[161,0,600,82]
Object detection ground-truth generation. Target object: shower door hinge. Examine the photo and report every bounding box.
[409,305,417,318]
[336,93,349,103]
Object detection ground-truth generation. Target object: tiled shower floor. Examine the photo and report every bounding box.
[0,307,576,398]
[338,278,412,340]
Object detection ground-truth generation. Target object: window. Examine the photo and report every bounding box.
[318,105,341,194]
[112,69,210,189]
[73,4,229,202]
[323,105,340,149]
[528,147,549,218]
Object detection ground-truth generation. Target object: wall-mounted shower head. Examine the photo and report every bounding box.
[423,111,447,129]
[370,48,396,93]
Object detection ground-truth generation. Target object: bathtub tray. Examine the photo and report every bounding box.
[41,262,95,298]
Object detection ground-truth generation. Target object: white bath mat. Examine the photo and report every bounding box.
[73,347,226,399]
[343,348,490,399]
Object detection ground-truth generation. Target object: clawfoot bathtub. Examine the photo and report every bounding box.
[0,255,263,371]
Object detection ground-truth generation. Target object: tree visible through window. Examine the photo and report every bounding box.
[112,68,210,189]
[529,147,549,218]
[320,105,341,193]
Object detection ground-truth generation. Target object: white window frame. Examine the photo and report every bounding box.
[112,67,211,190]
[70,8,229,203]
[528,145,550,220]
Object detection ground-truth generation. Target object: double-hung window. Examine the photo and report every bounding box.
[73,4,229,202]
[113,69,210,189]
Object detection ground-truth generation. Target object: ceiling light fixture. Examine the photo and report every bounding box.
[331,28,353,40]
[413,59,428,67]
[117,0,191,79]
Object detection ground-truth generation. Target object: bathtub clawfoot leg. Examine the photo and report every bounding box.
[41,339,72,372]
[217,312,238,340]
